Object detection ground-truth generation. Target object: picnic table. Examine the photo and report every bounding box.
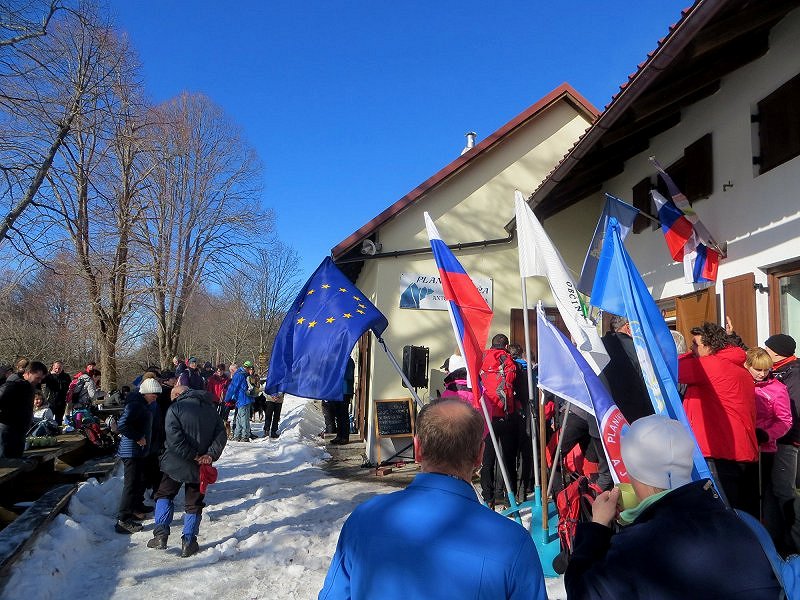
[0,433,87,487]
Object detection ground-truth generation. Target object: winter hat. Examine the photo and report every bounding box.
[764,334,796,358]
[188,356,198,364]
[243,360,253,368]
[139,379,162,395]
[199,464,218,494]
[621,415,694,490]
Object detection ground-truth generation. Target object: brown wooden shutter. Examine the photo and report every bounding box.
[675,287,718,346]
[684,133,713,201]
[511,307,569,362]
[722,273,757,349]
[757,73,800,174]
[632,177,652,234]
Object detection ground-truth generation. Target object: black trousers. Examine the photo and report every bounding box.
[154,474,205,514]
[707,457,759,517]
[335,396,351,439]
[264,400,283,437]
[480,415,519,503]
[559,410,612,491]
[142,453,162,495]
[117,457,146,521]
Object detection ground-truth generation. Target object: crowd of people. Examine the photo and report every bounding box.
[0,354,284,556]
[321,319,798,598]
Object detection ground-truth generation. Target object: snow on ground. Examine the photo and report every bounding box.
[2,396,566,599]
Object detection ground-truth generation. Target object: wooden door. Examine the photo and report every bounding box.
[723,273,757,348]
[355,331,372,441]
[510,307,569,362]
[675,287,717,345]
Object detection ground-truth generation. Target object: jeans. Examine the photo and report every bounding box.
[233,403,251,439]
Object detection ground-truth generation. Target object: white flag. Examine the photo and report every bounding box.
[514,191,610,374]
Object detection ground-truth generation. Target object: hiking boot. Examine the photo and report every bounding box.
[241,437,251,443]
[233,437,241,442]
[115,519,143,534]
[181,535,199,558]
[147,534,168,550]
[132,511,149,521]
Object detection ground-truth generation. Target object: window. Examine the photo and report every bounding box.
[768,260,800,340]
[755,73,800,174]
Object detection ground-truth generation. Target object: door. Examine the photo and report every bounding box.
[768,260,800,340]
[510,307,569,361]
[723,273,757,348]
[675,287,717,347]
[355,331,372,441]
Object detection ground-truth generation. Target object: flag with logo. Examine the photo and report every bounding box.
[424,212,493,407]
[590,218,712,482]
[536,305,630,483]
[577,193,640,295]
[514,191,609,374]
[266,257,388,401]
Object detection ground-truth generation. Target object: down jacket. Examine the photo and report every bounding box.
[160,389,226,483]
[116,391,152,458]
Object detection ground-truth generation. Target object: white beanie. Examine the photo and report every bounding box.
[621,414,694,490]
[139,378,162,395]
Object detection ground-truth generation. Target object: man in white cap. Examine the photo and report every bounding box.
[565,414,779,599]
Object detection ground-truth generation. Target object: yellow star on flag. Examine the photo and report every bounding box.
[307,289,315,295]
[339,287,347,292]
[353,295,361,301]
[308,320,317,328]
[321,284,330,289]
[297,317,305,325]
[326,317,335,323]
[357,309,365,314]
[343,313,352,318]
[358,304,366,309]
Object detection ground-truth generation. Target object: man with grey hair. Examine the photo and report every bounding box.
[319,399,546,600]
[600,314,653,423]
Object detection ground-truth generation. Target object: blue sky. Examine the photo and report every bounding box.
[112,1,689,279]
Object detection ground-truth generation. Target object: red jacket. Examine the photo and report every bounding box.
[206,373,230,404]
[479,348,517,419]
[679,346,757,462]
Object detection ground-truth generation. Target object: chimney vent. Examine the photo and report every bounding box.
[461,131,477,155]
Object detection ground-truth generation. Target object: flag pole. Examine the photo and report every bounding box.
[539,387,549,538]
[546,402,571,498]
[478,395,523,525]
[520,276,541,504]
[377,337,422,408]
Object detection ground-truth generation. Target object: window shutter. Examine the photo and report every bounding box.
[632,177,652,234]
[684,134,713,201]
[722,273,757,349]
[757,73,800,174]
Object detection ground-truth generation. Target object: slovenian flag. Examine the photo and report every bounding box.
[424,212,493,408]
[536,304,630,483]
[651,190,695,261]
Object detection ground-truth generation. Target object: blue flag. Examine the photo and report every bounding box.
[577,194,639,295]
[536,305,630,484]
[265,257,388,401]
[590,218,712,482]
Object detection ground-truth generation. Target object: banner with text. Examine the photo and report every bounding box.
[399,273,492,311]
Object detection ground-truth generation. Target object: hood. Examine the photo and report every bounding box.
[714,345,746,366]
[124,390,147,406]
[175,389,213,405]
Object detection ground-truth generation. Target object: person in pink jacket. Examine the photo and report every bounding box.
[747,347,792,453]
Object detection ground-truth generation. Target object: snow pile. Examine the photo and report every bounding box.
[1,396,566,599]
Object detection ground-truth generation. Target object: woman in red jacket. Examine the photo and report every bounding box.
[678,322,758,515]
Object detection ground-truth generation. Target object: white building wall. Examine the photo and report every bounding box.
[545,8,800,345]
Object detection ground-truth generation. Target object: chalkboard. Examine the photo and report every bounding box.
[375,399,414,438]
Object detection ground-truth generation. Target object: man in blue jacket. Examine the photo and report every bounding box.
[319,399,546,600]
[224,361,255,442]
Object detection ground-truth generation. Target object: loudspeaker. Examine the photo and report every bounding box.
[402,345,429,389]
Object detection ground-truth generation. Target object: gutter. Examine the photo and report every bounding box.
[334,229,515,265]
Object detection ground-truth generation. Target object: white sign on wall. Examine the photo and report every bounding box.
[399,273,493,311]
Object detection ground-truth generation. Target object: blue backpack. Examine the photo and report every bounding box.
[736,509,800,599]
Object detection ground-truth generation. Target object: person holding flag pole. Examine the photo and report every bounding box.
[423,212,524,524]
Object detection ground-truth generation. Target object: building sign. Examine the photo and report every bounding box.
[399,273,493,311]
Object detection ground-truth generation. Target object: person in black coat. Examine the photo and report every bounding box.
[565,415,780,599]
[599,316,653,424]
[147,386,227,557]
[42,361,71,425]
[0,362,47,458]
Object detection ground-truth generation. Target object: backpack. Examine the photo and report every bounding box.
[81,421,116,450]
[65,375,85,406]
[480,350,517,415]
[553,475,603,574]
[736,509,800,599]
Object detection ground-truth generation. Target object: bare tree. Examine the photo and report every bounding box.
[43,12,148,389]
[138,91,272,367]
[0,1,63,48]
[253,242,300,362]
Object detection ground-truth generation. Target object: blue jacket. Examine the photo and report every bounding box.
[565,479,780,599]
[224,367,252,408]
[117,392,152,458]
[319,472,546,600]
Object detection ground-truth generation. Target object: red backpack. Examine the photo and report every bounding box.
[480,349,517,417]
[65,374,85,405]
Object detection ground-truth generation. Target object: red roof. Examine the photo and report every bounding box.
[331,83,598,259]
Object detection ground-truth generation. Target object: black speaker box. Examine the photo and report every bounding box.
[402,345,429,388]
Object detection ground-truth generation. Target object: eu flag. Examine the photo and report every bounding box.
[590,218,712,482]
[265,257,388,401]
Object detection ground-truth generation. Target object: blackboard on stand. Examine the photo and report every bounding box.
[374,398,415,469]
